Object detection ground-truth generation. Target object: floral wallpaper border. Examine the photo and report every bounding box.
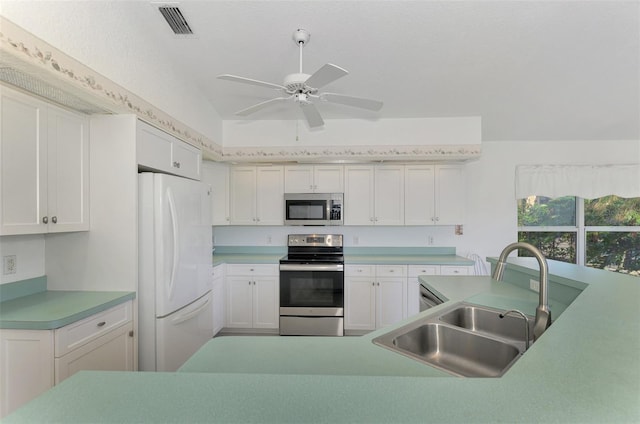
[0,17,480,163]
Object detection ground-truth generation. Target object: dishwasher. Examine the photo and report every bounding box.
[419,284,444,311]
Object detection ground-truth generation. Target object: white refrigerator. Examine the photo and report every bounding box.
[138,172,213,371]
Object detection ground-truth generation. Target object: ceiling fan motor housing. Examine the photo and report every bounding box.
[284,73,317,94]
[292,28,311,45]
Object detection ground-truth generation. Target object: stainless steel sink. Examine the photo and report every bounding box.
[438,304,534,344]
[372,302,530,377]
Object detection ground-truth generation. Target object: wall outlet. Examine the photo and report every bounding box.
[3,255,17,275]
[530,279,540,293]
[353,236,359,245]
[267,235,272,245]
[427,235,434,245]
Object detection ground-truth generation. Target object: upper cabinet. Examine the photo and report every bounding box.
[284,165,344,193]
[201,161,230,226]
[0,86,89,235]
[405,165,465,225]
[344,165,404,225]
[137,121,201,180]
[229,166,284,225]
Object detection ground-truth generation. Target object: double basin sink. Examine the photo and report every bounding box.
[372,302,534,377]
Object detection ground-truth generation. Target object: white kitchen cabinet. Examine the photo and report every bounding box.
[211,264,226,336]
[0,86,89,235]
[440,265,471,276]
[229,166,284,225]
[0,300,133,418]
[344,165,404,225]
[284,165,344,193]
[0,329,53,418]
[137,120,202,180]
[202,161,230,225]
[405,165,466,225]
[345,265,407,331]
[225,264,279,330]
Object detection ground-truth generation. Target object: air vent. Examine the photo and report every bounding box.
[158,6,193,35]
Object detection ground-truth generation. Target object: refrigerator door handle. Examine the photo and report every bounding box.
[170,293,211,325]
[167,188,180,301]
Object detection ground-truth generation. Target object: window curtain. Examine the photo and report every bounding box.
[515,164,640,199]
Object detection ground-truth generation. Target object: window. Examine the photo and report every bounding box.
[518,195,640,276]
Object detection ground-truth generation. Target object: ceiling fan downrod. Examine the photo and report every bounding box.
[293,29,310,74]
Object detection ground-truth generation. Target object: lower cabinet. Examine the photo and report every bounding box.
[345,265,407,331]
[211,264,226,336]
[225,264,279,330]
[0,300,134,418]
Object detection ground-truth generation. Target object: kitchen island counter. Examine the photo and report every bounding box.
[4,259,639,423]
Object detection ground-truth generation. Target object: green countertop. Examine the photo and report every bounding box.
[0,290,136,330]
[4,259,639,423]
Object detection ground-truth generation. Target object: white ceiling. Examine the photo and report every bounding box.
[2,1,639,142]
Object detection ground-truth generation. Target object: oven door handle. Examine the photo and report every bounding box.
[279,264,344,272]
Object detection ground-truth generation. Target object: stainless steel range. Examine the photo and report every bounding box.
[279,234,344,336]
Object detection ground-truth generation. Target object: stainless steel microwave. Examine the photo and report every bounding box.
[284,193,343,226]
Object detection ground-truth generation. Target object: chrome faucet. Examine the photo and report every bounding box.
[492,242,551,341]
[499,310,530,351]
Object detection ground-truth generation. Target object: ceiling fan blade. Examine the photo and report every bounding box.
[300,103,325,128]
[304,64,348,89]
[235,97,291,116]
[218,74,286,91]
[321,93,383,111]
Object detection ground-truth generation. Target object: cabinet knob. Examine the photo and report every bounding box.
[389,269,394,273]
[97,321,106,327]
[129,330,134,337]
[173,161,181,168]
[372,282,375,286]
[51,216,57,224]
[42,216,48,224]
[435,217,439,222]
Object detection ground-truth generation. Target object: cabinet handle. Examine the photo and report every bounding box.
[389,269,394,273]
[372,282,375,286]
[129,330,134,337]
[248,281,251,285]
[51,216,57,224]
[42,216,48,224]
[435,217,439,222]
[97,321,106,327]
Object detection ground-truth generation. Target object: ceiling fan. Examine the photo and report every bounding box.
[217,29,383,128]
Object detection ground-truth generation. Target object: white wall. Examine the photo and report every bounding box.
[222,117,481,147]
[0,235,45,284]
[0,1,223,144]
[214,139,640,263]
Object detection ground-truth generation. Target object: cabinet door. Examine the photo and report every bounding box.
[404,165,436,225]
[171,140,201,181]
[229,167,257,225]
[54,322,133,384]
[202,161,230,225]
[344,278,376,330]
[313,165,344,193]
[344,166,374,225]
[376,278,407,329]
[226,277,254,328]
[435,165,465,225]
[284,165,314,193]
[252,276,279,329]
[407,265,440,316]
[374,166,404,225]
[212,276,225,335]
[47,107,89,232]
[0,89,48,235]
[255,166,284,225]
[0,330,53,418]
[136,121,173,173]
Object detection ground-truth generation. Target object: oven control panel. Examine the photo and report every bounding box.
[288,234,343,247]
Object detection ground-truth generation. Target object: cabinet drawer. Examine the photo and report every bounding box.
[345,265,375,277]
[376,265,406,277]
[226,264,278,276]
[54,301,132,357]
[408,265,440,277]
[440,266,471,276]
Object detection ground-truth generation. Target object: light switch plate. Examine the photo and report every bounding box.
[3,255,17,275]
[530,279,540,293]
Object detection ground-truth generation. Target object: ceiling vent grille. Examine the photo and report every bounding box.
[158,6,193,35]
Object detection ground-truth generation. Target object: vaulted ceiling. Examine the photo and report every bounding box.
[1,1,638,142]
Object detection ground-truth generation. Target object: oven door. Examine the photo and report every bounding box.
[279,264,344,315]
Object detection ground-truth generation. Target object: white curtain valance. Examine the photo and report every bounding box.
[515,164,640,199]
